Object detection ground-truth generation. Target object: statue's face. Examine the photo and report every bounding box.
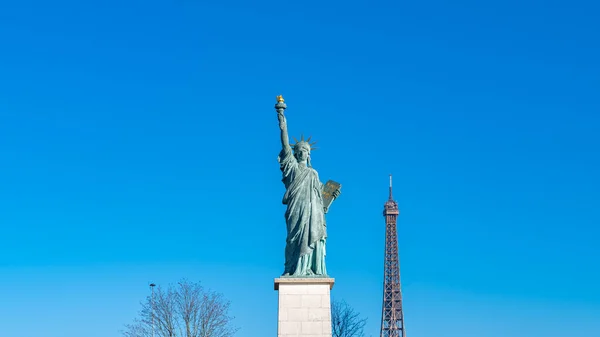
[294,144,310,162]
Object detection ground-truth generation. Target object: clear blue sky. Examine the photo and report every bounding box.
[1,0,599,336]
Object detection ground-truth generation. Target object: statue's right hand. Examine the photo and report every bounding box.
[278,114,286,129]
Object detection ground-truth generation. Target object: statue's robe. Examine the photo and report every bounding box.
[278,147,327,276]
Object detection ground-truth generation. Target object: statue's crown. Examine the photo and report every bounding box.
[291,134,318,151]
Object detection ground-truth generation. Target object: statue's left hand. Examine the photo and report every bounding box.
[333,189,341,199]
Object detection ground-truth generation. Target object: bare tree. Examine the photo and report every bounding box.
[123,280,238,337]
[331,298,367,337]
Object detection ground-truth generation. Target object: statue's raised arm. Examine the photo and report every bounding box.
[275,95,292,152]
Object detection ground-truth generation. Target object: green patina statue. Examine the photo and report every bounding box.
[275,95,341,277]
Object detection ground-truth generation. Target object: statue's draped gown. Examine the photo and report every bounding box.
[278,147,327,276]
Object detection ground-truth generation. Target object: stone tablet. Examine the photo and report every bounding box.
[322,180,341,211]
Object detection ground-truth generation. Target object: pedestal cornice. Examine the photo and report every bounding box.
[274,277,335,290]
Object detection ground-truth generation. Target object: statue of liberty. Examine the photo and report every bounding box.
[275,95,341,277]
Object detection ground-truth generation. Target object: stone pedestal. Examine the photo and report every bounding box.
[274,277,335,337]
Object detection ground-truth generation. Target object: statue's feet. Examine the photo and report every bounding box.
[282,272,290,277]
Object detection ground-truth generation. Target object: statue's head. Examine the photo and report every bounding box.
[293,141,311,162]
[291,135,318,165]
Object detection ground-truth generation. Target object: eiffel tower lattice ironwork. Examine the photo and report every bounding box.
[380,175,406,337]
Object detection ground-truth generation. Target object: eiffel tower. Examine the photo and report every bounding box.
[380,175,406,337]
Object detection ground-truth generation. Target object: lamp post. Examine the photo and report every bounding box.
[150,283,156,337]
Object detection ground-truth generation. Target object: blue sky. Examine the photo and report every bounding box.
[1,0,599,336]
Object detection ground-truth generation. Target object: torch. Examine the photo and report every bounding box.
[275,95,287,114]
